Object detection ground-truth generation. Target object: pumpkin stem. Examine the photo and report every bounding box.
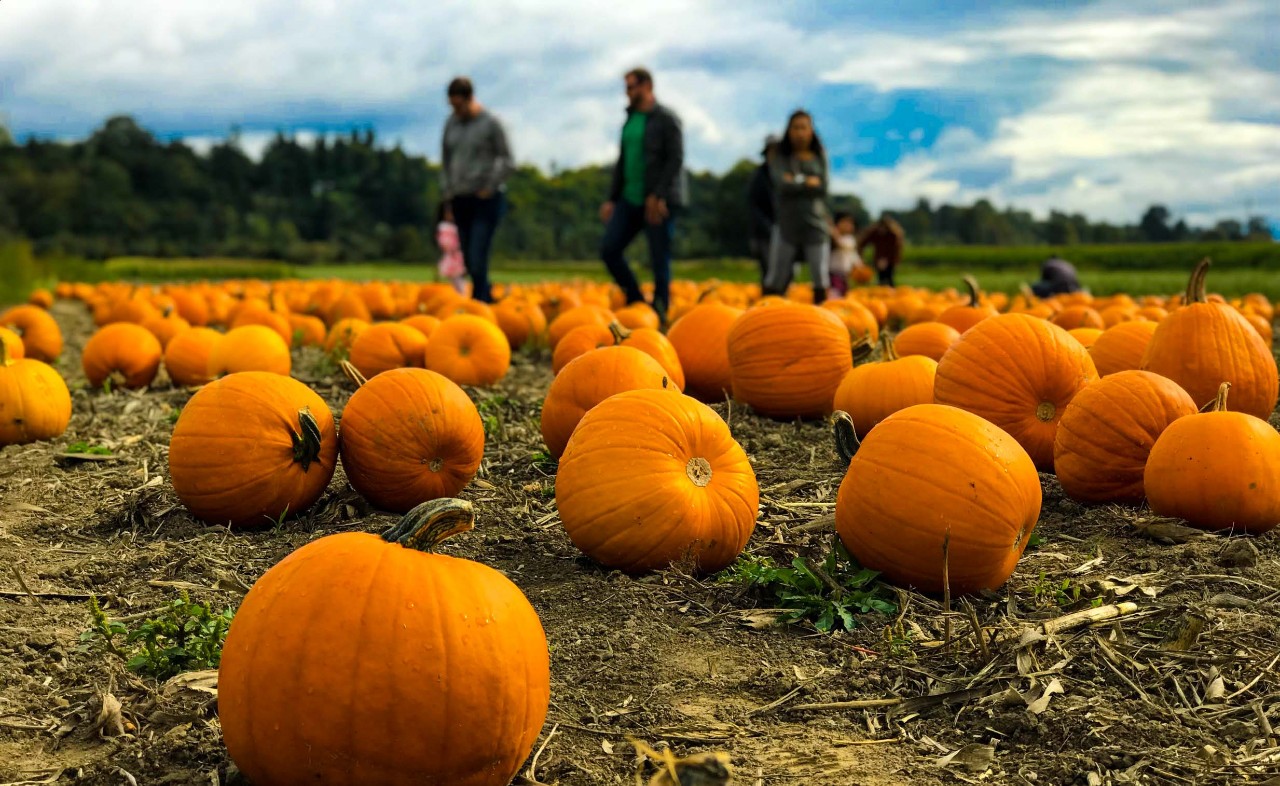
[686,457,713,487]
[878,332,898,362]
[1019,283,1036,302]
[832,410,861,466]
[696,285,719,303]
[1185,258,1211,304]
[607,321,632,345]
[290,407,323,471]
[961,275,982,307]
[382,498,475,552]
[1035,401,1056,422]
[1202,382,1231,413]
[340,360,368,388]
[0,339,10,367]
[851,335,875,365]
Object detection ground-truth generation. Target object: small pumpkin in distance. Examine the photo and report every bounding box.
[893,322,960,362]
[169,372,337,529]
[937,276,998,334]
[1,305,63,362]
[424,314,511,387]
[324,317,369,356]
[551,322,614,374]
[1144,383,1280,534]
[666,302,742,402]
[832,334,937,438]
[81,322,163,390]
[556,389,759,574]
[0,326,24,360]
[219,498,550,786]
[208,325,292,377]
[349,322,428,378]
[540,346,670,458]
[163,327,222,387]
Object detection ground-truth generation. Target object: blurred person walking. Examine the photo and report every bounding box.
[762,110,831,304]
[858,216,905,287]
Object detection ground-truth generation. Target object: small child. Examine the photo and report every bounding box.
[435,205,467,294]
[829,212,863,296]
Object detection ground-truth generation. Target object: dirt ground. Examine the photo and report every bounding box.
[2,300,1279,785]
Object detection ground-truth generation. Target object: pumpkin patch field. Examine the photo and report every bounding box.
[1,265,1279,786]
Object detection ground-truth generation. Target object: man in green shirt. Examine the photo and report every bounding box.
[599,67,686,323]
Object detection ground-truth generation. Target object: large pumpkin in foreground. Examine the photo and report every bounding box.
[1144,383,1280,535]
[169,372,337,528]
[339,366,484,513]
[556,389,759,574]
[219,498,550,786]
[1053,370,1196,505]
[835,404,1042,594]
[934,313,1098,471]
[728,304,851,419]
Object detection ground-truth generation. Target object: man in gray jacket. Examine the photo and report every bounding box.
[599,67,686,323]
[441,76,513,303]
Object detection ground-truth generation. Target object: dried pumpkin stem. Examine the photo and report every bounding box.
[1035,401,1056,422]
[832,410,861,465]
[878,332,898,362]
[607,321,632,345]
[686,457,712,487]
[339,360,368,388]
[1204,382,1231,413]
[1184,258,1211,304]
[851,334,875,365]
[0,339,10,367]
[290,407,323,471]
[1019,283,1037,302]
[382,498,476,552]
[961,275,982,307]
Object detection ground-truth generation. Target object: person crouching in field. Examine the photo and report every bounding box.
[763,110,831,304]
[1030,256,1083,297]
[828,211,864,296]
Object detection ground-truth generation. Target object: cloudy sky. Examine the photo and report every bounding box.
[2,0,1277,228]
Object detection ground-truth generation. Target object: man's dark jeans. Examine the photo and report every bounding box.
[600,199,674,320]
[452,192,504,303]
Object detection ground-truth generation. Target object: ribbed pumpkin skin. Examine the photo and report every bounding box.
[1053,370,1197,505]
[1144,409,1280,534]
[424,315,511,387]
[548,305,614,349]
[340,369,484,513]
[0,327,24,360]
[556,389,759,574]
[540,346,669,458]
[933,313,1098,471]
[1090,320,1158,377]
[832,355,937,438]
[667,302,742,402]
[616,327,685,391]
[324,318,369,355]
[208,325,291,377]
[350,323,428,379]
[493,298,547,349]
[835,404,1042,594]
[893,322,960,361]
[1,305,64,362]
[219,533,550,785]
[551,324,613,374]
[728,305,852,419]
[0,351,72,445]
[169,372,337,529]
[1141,303,1278,419]
[164,327,222,387]
[82,323,163,389]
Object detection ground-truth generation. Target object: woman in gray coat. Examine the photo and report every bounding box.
[763,110,831,303]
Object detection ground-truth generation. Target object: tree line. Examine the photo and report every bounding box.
[0,116,1270,264]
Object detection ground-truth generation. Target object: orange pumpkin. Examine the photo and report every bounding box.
[82,323,163,390]
[1145,383,1280,534]
[835,404,1042,594]
[1053,370,1197,505]
[548,305,614,349]
[169,372,337,528]
[1089,320,1158,377]
[424,315,511,387]
[232,309,293,348]
[1052,305,1105,331]
[933,313,1098,471]
[1142,260,1278,419]
[1244,312,1273,345]
[27,288,54,309]
[163,327,222,387]
[1,305,63,362]
[400,314,442,343]
[609,322,685,391]
[551,323,614,374]
[219,499,549,786]
[208,325,292,377]
[822,300,880,343]
[614,303,661,331]
[0,340,71,445]
[141,310,191,349]
[937,276,998,334]
[893,322,960,361]
[287,314,327,347]
[339,367,484,513]
[832,336,938,438]
[349,323,428,379]
[0,326,24,360]
[324,317,369,356]
[492,298,547,350]
[666,302,742,402]
[728,304,852,419]
[1068,327,1103,348]
[556,389,759,574]
[540,346,669,458]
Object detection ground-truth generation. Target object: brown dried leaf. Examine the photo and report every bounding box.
[937,743,996,773]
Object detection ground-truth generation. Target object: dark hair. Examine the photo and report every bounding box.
[833,211,854,224]
[778,109,824,157]
[447,77,474,99]
[625,67,653,87]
